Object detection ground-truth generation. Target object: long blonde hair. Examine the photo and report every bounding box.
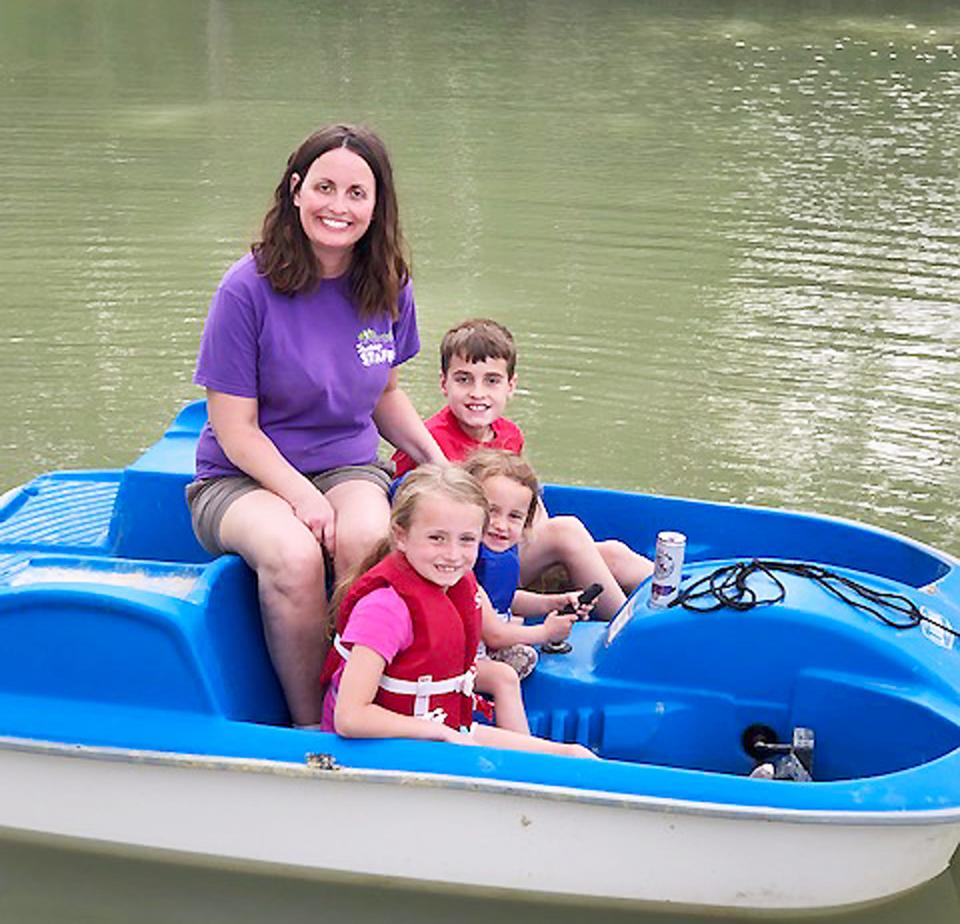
[462,448,540,530]
[330,464,489,622]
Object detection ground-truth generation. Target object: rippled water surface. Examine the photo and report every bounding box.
[1,1,957,554]
[0,0,959,919]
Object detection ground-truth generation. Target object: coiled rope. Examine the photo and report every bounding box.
[671,559,958,638]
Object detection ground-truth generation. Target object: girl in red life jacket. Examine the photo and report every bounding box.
[319,464,595,758]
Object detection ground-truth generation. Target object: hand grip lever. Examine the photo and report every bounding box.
[542,583,604,655]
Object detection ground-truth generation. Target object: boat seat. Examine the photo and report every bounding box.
[108,401,211,563]
[0,553,287,724]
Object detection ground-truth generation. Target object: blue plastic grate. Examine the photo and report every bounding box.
[0,552,32,582]
[0,478,118,551]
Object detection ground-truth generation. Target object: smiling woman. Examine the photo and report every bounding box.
[291,147,376,276]
[184,125,448,726]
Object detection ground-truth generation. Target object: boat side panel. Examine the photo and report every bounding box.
[543,484,952,587]
[0,587,217,713]
[187,557,288,724]
[1,743,958,911]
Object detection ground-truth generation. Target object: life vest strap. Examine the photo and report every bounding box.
[332,634,476,718]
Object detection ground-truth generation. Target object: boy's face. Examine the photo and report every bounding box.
[440,354,516,440]
[481,475,533,552]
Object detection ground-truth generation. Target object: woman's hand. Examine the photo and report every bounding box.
[290,488,337,554]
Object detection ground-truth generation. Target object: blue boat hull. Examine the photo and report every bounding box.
[0,402,958,908]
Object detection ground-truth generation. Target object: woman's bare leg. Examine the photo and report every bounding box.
[218,489,329,726]
[323,479,391,578]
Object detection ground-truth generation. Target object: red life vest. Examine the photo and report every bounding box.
[320,551,482,731]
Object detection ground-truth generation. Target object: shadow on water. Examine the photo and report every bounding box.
[0,840,957,924]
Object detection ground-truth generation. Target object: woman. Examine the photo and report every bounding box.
[187,125,446,726]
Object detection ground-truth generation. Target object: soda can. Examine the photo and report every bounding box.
[650,531,687,607]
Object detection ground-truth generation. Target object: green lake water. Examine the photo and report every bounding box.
[0,1,958,920]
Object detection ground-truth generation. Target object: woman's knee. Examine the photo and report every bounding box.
[257,533,326,596]
[328,483,391,572]
[334,519,388,574]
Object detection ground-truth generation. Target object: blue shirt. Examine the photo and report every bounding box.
[474,543,520,620]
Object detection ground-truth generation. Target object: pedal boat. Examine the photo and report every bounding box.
[0,401,958,911]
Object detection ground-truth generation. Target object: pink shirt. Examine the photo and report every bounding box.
[320,586,415,732]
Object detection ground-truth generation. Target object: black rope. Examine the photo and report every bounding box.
[671,559,959,639]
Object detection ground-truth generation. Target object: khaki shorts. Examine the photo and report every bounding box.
[185,461,394,556]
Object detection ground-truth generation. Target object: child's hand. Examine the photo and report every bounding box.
[556,590,596,620]
[542,611,576,643]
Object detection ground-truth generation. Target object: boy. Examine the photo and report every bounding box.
[392,318,653,618]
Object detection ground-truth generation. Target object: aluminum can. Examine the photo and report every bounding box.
[649,531,687,607]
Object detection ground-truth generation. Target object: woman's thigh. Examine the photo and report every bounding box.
[218,488,323,574]
[324,479,391,573]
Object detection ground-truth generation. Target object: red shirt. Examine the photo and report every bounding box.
[393,405,525,476]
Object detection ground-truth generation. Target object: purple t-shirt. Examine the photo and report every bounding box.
[194,254,420,479]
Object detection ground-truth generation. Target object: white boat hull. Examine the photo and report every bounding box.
[1,738,957,911]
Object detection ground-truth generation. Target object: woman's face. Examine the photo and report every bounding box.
[394,495,484,589]
[291,147,376,267]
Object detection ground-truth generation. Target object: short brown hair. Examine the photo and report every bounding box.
[462,449,539,530]
[253,124,410,320]
[440,318,517,378]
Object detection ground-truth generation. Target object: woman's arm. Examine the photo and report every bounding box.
[334,645,467,743]
[206,389,336,548]
[373,369,447,465]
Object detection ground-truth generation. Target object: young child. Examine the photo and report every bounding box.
[466,449,594,685]
[392,318,654,619]
[318,464,594,758]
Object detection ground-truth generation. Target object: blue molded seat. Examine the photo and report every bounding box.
[0,554,287,724]
[108,401,211,563]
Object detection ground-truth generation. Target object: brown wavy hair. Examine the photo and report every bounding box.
[252,124,411,320]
